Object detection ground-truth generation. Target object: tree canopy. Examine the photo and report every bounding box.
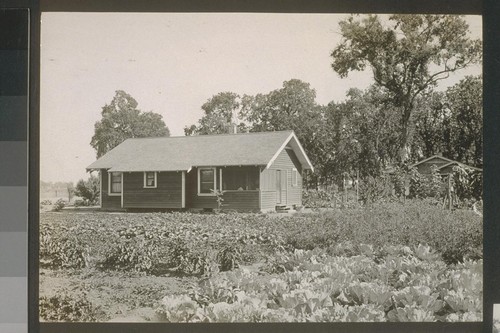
[91,90,170,158]
[184,92,245,135]
[188,69,481,188]
[331,14,482,161]
[411,75,482,166]
[241,79,317,133]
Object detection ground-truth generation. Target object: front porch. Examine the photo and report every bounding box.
[186,165,262,212]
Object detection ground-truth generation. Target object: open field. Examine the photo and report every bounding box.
[39,200,482,322]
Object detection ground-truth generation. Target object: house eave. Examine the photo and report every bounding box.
[265,132,314,172]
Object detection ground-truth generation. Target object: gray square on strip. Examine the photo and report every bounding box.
[0,142,27,186]
[0,186,27,232]
[0,232,26,276]
[0,277,27,323]
[0,323,27,333]
[0,96,28,141]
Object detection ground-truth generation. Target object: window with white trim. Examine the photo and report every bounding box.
[198,167,216,195]
[292,168,298,187]
[144,172,157,188]
[108,172,122,195]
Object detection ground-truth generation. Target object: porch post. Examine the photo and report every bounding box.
[99,170,102,208]
[182,171,186,208]
[120,173,124,208]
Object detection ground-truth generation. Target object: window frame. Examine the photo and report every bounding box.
[197,167,217,196]
[108,171,122,196]
[221,167,259,191]
[292,168,298,187]
[143,171,157,188]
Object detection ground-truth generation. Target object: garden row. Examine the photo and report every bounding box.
[157,246,482,322]
[40,199,482,277]
[40,201,482,321]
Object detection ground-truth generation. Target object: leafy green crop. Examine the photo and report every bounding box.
[40,201,482,322]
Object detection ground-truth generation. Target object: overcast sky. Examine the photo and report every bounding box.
[40,13,482,183]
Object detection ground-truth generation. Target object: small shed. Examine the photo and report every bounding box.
[86,130,314,212]
[410,155,482,175]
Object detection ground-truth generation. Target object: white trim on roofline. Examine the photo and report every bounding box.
[438,161,482,172]
[409,155,455,168]
[265,132,314,172]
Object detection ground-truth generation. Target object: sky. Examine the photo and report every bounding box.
[40,13,482,184]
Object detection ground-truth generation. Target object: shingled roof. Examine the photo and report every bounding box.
[86,130,314,172]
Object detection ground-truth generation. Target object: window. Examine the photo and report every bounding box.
[108,172,122,195]
[222,167,259,191]
[144,172,157,188]
[198,168,216,195]
[292,168,298,187]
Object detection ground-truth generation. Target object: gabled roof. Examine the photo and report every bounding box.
[410,155,482,172]
[409,155,455,168]
[87,130,314,172]
[436,161,482,172]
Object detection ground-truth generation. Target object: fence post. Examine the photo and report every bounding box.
[356,170,359,203]
[447,174,452,210]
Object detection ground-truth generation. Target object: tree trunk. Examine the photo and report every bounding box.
[399,104,413,163]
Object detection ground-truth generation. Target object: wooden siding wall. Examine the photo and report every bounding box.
[100,170,121,209]
[122,172,182,209]
[438,165,455,175]
[260,147,303,210]
[187,167,260,211]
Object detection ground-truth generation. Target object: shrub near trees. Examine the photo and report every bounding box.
[73,175,100,206]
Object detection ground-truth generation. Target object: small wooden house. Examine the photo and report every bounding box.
[86,130,314,212]
[410,155,482,175]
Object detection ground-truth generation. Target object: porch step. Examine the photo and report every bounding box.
[275,205,290,212]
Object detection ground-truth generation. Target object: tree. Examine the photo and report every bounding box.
[317,86,402,185]
[184,92,243,135]
[241,79,326,186]
[241,79,317,133]
[67,183,74,202]
[331,14,482,162]
[74,175,100,205]
[410,75,482,166]
[444,75,482,166]
[91,90,170,157]
[338,86,401,177]
[411,91,448,160]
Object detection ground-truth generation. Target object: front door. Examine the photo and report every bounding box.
[276,170,282,204]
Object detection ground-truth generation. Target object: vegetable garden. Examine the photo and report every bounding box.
[39,200,482,322]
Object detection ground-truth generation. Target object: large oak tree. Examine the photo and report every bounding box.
[91,90,170,158]
[331,14,482,162]
[184,92,244,135]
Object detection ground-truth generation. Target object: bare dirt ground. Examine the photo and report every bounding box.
[39,268,197,322]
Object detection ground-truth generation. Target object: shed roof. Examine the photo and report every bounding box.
[410,155,482,172]
[87,130,314,172]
